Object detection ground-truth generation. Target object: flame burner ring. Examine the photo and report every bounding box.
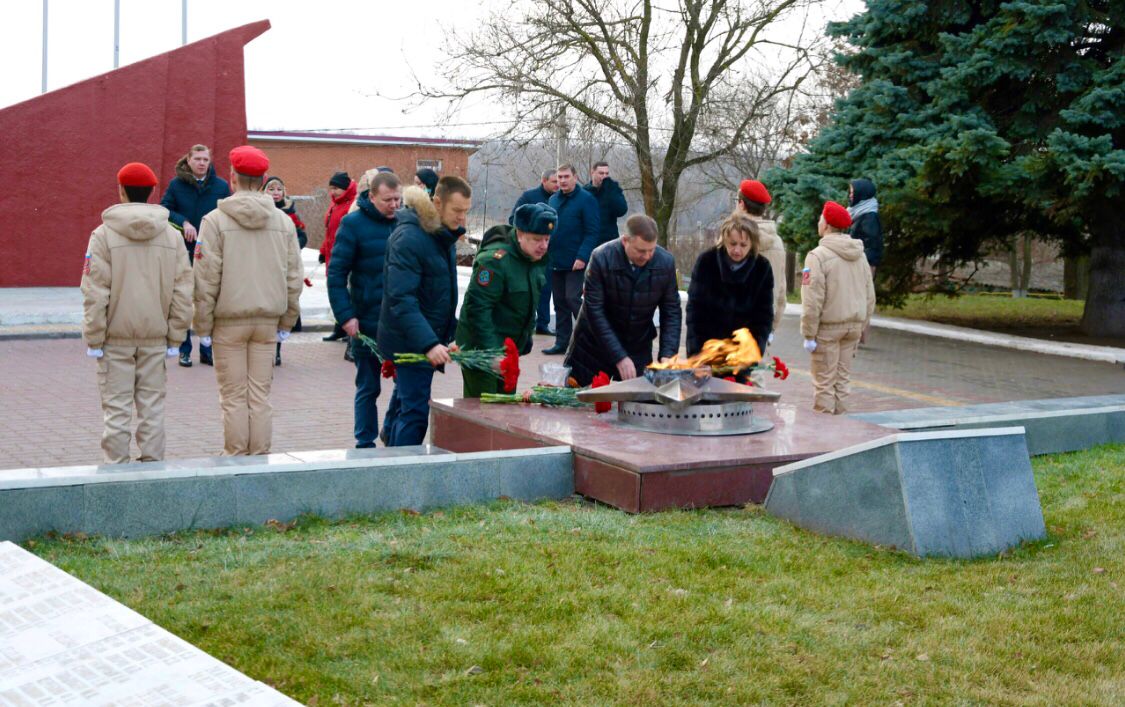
[616,400,774,436]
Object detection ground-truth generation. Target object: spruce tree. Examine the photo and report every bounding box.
[768,0,1124,335]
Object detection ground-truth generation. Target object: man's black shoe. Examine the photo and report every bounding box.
[536,327,555,336]
[344,343,355,363]
[200,350,213,366]
[178,352,192,368]
[322,331,346,342]
[542,345,566,355]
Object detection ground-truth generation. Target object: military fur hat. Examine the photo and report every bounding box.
[513,203,557,235]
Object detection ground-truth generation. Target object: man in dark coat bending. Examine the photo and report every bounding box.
[564,214,682,385]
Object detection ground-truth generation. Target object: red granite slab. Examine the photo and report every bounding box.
[430,399,890,510]
[430,399,889,473]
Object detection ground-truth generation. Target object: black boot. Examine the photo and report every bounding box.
[323,323,346,342]
[344,337,355,362]
[275,342,282,367]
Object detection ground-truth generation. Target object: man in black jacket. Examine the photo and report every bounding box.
[329,172,401,448]
[565,214,682,385]
[377,176,472,446]
[584,161,628,247]
[160,144,231,367]
[511,169,558,336]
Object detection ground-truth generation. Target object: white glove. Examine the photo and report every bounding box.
[803,339,817,353]
[86,348,104,359]
[276,330,290,342]
[768,333,774,345]
[166,347,179,357]
[200,336,212,347]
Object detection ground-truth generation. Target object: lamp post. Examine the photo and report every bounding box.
[41,0,48,93]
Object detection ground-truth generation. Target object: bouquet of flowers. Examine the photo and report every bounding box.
[356,333,521,393]
[481,371,614,412]
[717,356,790,386]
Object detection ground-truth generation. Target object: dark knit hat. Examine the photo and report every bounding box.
[329,171,351,190]
[513,203,557,236]
[822,201,852,230]
[415,168,439,196]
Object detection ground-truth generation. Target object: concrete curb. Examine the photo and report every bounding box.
[782,303,1125,365]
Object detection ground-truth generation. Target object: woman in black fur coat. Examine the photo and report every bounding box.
[685,212,775,359]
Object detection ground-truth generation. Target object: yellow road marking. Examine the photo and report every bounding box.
[787,367,965,407]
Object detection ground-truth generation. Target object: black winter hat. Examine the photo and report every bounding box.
[415,168,439,195]
[850,178,876,205]
[328,171,351,190]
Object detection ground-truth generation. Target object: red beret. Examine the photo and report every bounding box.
[822,201,852,230]
[229,145,270,177]
[117,162,158,187]
[739,179,771,205]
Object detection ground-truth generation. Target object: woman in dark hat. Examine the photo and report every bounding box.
[848,178,882,343]
[414,168,439,198]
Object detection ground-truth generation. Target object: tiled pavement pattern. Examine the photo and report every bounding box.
[1,319,1122,470]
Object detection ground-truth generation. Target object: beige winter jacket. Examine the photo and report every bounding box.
[192,191,304,336]
[81,203,193,349]
[754,218,788,333]
[800,233,876,338]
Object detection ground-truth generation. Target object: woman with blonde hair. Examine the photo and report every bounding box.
[685,212,776,359]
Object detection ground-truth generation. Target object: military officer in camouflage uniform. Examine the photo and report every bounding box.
[456,203,557,397]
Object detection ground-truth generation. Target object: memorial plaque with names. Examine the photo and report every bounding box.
[0,542,300,706]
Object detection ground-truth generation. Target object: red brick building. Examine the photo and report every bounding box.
[247,131,480,196]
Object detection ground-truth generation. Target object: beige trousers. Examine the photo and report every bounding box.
[810,324,863,415]
[97,345,167,464]
[213,323,277,456]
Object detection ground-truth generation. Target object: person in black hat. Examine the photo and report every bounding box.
[414,168,439,198]
[456,202,556,397]
[321,171,357,348]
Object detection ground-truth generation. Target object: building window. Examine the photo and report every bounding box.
[416,159,443,173]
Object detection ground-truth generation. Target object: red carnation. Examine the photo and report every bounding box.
[304,277,313,288]
[381,360,396,380]
[723,376,737,382]
[591,371,612,413]
[772,356,790,380]
[499,338,520,393]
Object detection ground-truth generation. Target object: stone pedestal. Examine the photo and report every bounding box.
[430,399,891,512]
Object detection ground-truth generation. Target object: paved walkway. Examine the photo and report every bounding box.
[2,318,1122,470]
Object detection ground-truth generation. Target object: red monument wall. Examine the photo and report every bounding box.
[0,20,270,287]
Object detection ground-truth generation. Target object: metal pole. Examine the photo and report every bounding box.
[113,0,120,68]
[481,164,491,234]
[41,0,48,93]
[182,0,187,45]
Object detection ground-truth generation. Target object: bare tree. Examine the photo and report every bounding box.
[422,0,823,246]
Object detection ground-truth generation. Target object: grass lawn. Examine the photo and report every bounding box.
[30,445,1124,705]
[878,294,1084,330]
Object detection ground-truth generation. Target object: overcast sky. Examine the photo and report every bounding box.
[1,0,864,140]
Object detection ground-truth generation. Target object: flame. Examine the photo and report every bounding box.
[649,328,762,373]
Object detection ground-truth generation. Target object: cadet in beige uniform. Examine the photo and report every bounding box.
[736,179,788,343]
[193,146,303,455]
[81,162,193,463]
[800,201,876,415]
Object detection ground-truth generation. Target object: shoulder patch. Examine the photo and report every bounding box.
[194,239,203,260]
[801,267,811,285]
[82,252,91,276]
[493,249,507,260]
[477,269,493,287]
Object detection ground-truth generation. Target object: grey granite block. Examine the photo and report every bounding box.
[231,467,378,524]
[0,486,85,541]
[497,449,575,501]
[82,476,237,538]
[766,428,1046,558]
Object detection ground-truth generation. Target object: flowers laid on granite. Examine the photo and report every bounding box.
[499,338,520,393]
[481,386,588,407]
[591,371,612,413]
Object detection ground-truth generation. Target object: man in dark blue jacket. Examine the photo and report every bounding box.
[377,176,472,446]
[160,144,231,367]
[544,164,600,354]
[329,172,401,448]
[584,161,628,247]
[510,169,558,336]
